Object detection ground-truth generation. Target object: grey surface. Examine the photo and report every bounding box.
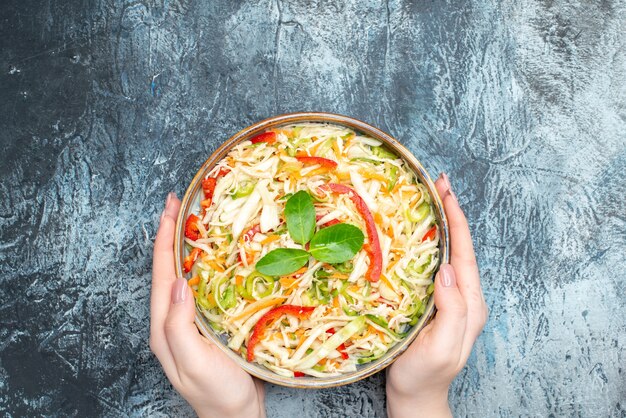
[1,0,625,417]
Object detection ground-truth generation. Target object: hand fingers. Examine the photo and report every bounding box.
[163,278,209,372]
[150,193,181,375]
[434,176,450,203]
[427,264,467,364]
[153,192,182,283]
[435,175,486,342]
[164,278,261,409]
[434,175,478,269]
[163,277,241,382]
[151,193,182,331]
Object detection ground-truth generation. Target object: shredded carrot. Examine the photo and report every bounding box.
[200,198,212,210]
[241,251,255,265]
[368,325,386,341]
[279,277,297,288]
[379,274,396,292]
[402,190,417,202]
[295,332,307,350]
[335,171,351,181]
[208,260,225,273]
[290,171,302,181]
[187,276,200,286]
[283,286,296,296]
[359,169,387,183]
[330,272,349,280]
[207,293,216,306]
[303,167,330,177]
[332,141,342,159]
[309,136,320,154]
[230,297,287,322]
[386,224,395,239]
[332,296,340,308]
[373,212,383,225]
[235,275,244,287]
[261,235,281,245]
[291,267,308,276]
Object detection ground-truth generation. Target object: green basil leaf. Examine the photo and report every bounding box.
[256,248,310,276]
[285,190,316,244]
[309,223,364,264]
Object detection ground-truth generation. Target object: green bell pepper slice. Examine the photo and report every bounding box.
[232,181,256,199]
[407,201,431,223]
[220,285,236,309]
[245,271,275,300]
[372,146,397,159]
[387,165,398,191]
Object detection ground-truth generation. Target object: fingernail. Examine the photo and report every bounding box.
[172,278,188,304]
[165,192,176,210]
[439,264,456,288]
[439,173,457,202]
[440,172,451,191]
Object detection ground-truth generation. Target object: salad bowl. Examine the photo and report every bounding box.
[174,112,449,388]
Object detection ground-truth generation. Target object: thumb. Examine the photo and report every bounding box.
[428,264,467,358]
[164,277,209,370]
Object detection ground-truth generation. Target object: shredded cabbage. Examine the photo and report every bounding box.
[185,123,440,377]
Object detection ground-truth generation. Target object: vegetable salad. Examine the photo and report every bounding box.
[183,123,440,377]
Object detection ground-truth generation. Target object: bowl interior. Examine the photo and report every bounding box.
[174,112,449,388]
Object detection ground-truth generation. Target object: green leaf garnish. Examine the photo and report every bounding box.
[256,248,310,276]
[285,190,316,244]
[308,223,364,264]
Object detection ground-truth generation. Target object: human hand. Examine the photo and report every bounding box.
[150,193,266,418]
[386,173,488,418]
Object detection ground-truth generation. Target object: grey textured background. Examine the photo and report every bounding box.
[1,0,624,417]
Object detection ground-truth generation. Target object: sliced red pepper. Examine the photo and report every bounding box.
[327,328,349,360]
[200,169,229,213]
[183,248,203,273]
[319,183,382,282]
[422,225,437,242]
[247,305,315,362]
[184,214,201,241]
[316,214,341,228]
[250,131,277,144]
[294,371,305,378]
[202,177,217,199]
[322,219,341,227]
[296,155,338,169]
